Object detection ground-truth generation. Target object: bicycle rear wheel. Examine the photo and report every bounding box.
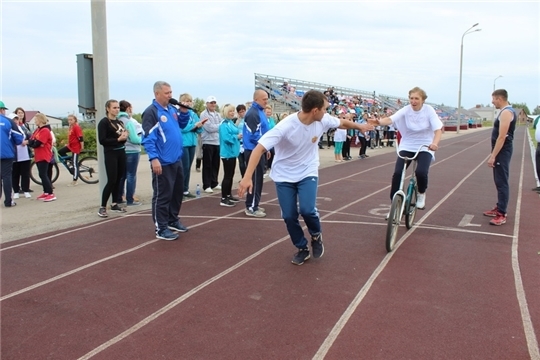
[386,194,403,252]
[78,156,99,184]
[405,183,418,230]
[30,161,60,185]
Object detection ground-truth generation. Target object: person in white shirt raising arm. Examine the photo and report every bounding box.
[238,90,373,266]
[372,86,443,210]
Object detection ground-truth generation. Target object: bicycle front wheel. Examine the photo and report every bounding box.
[78,156,99,184]
[386,195,403,252]
[405,183,418,230]
[30,161,60,185]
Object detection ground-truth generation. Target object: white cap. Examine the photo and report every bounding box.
[206,96,217,103]
[8,113,19,120]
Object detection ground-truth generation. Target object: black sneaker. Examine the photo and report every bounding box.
[110,204,127,213]
[97,207,108,218]
[183,192,196,199]
[220,198,236,207]
[156,228,179,241]
[291,248,310,265]
[227,195,240,203]
[168,220,188,232]
[311,233,324,259]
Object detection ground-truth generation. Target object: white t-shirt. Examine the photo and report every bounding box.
[333,128,347,142]
[15,125,30,162]
[390,104,443,154]
[258,113,340,183]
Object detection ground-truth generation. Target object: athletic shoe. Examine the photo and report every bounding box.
[489,212,507,226]
[258,207,265,213]
[227,195,240,203]
[24,192,31,198]
[532,186,540,192]
[220,198,236,207]
[245,209,266,218]
[311,233,324,259]
[483,206,499,217]
[5,201,16,207]
[43,194,56,202]
[156,228,179,241]
[110,204,127,213]
[183,192,196,198]
[291,248,310,265]
[416,193,426,209]
[127,201,142,206]
[213,185,222,190]
[37,193,48,200]
[97,207,108,218]
[13,193,19,199]
[204,187,214,193]
[67,181,78,187]
[168,220,188,232]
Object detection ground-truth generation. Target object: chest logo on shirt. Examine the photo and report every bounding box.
[311,136,318,143]
[160,115,168,123]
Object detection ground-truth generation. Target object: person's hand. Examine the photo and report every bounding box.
[266,151,272,160]
[238,133,243,139]
[367,118,379,126]
[151,158,162,175]
[428,143,439,151]
[359,123,374,132]
[237,177,253,198]
[22,140,28,146]
[487,155,496,168]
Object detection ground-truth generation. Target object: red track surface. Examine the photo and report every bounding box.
[2,128,539,360]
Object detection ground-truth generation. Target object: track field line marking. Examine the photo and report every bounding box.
[511,133,540,359]
[313,148,492,359]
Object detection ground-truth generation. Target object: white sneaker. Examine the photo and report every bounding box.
[204,187,214,193]
[416,193,426,209]
[24,192,31,198]
[13,193,19,199]
[213,185,221,190]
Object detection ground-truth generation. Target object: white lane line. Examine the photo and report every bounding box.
[511,133,540,359]
[312,152,491,360]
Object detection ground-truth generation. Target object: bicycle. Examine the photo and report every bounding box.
[386,144,429,252]
[30,150,99,185]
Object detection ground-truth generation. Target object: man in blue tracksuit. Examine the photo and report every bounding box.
[242,89,270,218]
[1,101,24,207]
[142,81,190,240]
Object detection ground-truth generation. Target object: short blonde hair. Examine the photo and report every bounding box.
[220,104,236,119]
[409,87,427,100]
[34,113,48,126]
[179,93,193,102]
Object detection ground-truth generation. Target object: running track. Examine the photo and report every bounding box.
[1,127,539,359]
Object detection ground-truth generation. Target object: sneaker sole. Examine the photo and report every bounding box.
[489,220,506,226]
[168,226,188,233]
[43,198,57,202]
[245,212,266,218]
[97,213,108,218]
[220,203,235,207]
[292,255,311,265]
[156,235,179,240]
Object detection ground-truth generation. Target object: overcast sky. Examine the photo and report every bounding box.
[1,0,539,118]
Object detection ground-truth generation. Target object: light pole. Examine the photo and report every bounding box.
[456,23,481,133]
[492,75,503,121]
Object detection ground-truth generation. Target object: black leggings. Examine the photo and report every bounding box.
[12,160,31,193]
[390,151,432,200]
[36,161,53,194]
[101,149,126,207]
[221,157,236,199]
[358,137,367,156]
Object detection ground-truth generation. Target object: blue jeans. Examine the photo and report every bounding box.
[181,146,196,193]
[118,152,140,204]
[275,176,321,249]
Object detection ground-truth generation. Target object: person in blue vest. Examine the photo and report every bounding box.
[242,89,270,218]
[142,81,190,241]
[0,101,24,207]
[483,89,516,226]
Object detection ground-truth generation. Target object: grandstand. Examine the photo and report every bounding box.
[255,73,482,129]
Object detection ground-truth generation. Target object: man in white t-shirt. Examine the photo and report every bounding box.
[374,87,443,210]
[238,90,373,265]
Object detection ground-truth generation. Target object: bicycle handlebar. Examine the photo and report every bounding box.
[395,144,430,161]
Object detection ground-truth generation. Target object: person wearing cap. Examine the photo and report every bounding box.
[242,89,270,218]
[199,96,222,193]
[1,101,24,207]
[142,81,190,241]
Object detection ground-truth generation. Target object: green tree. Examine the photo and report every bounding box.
[532,105,540,115]
[193,98,206,115]
[61,117,69,127]
[511,102,530,114]
[132,113,142,123]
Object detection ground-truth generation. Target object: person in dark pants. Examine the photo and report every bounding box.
[341,114,353,160]
[242,89,270,218]
[142,81,190,240]
[218,104,241,207]
[97,99,127,217]
[0,101,24,207]
[236,104,247,177]
[483,89,516,226]
[28,113,56,202]
[200,96,222,193]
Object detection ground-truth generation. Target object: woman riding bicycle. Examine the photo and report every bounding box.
[372,87,443,210]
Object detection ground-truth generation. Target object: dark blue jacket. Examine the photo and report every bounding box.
[242,102,269,151]
[0,114,24,159]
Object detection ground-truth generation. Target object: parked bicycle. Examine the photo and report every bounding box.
[386,144,429,252]
[30,150,99,185]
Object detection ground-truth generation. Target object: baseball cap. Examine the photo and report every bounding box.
[8,113,19,120]
[0,100,8,110]
[206,96,217,103]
